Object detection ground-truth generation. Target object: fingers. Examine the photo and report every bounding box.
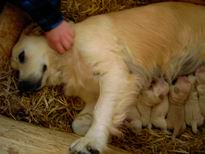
[61,33,73,52]
[49,37,73,54]
[55,42,66,54]
[46,34,73,54]
[45,21,75,54]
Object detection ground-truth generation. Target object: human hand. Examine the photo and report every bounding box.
[45,21,74,54]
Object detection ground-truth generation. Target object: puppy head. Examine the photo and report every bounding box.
[195,65,205,84]
[174,76,191,94]
[139,89,161,106]
[152,78,169,99]
[170,76,191,104]
[11,34,50,93]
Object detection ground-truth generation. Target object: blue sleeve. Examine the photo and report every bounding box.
[9,0,64,32]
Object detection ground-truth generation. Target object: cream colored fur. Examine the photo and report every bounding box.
[185,75,204,134]
[196,65,205,118]
[167,76,191,139]
[11,2,205,154]
[149,79,169,132]
[136,81,164,128]
[126,106,142,134]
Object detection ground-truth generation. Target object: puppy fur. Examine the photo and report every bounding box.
[126,106,142,134]
[149,78,169,132]
[167,76,191,139]
[136,78,167,129]
[185,75,204,134]
[196,65,205,117]
[11,2,205,153]
[137,86,161,127]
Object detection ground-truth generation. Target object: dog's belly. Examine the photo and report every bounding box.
[108,2,205,83]
[124,44,205,84]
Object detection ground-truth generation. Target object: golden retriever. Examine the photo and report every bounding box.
[149,78,169,132]
[167,76,191,139]
[11,2,205,154]
[196,65,205,118]
[185,75,204,134]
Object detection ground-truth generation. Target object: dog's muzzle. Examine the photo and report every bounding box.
[18,79,42,93]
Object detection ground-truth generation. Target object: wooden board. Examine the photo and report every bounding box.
[0,115,130,154]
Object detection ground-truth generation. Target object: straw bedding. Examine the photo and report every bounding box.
[1,0,205,153]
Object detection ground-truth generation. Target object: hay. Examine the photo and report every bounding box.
[1,0,205,153]
[60,0,205,22]
[60,0,151,22]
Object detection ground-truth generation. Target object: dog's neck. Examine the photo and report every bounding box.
[46,44,94,88]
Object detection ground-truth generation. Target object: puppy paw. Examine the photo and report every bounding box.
[72,113,93,136]
[69,137,101,154]
[129,120,142,134]
[162,129,170,134]
[148,123,152,130]
[192,123,198,134]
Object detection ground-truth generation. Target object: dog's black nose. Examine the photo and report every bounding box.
[18,80,41,93]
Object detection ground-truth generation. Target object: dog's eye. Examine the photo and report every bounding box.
[18,51,25,63]
[42,64,47,73]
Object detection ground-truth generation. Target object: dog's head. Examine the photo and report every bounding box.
[11,34,50,93]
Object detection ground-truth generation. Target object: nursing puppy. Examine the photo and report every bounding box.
[167,76,191,139]
[196,65,205,117]
[136,78,168,129]
[126,106,142,134]
[136,84,161,128]
[185,75,204,134]
[149,78,169,132]
[11,2,205,154]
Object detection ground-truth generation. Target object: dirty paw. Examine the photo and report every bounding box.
[69,137,100,154]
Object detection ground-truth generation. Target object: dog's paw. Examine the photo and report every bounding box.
[128,120,142,134]
[69,137,101,154]
[72,113,93,136]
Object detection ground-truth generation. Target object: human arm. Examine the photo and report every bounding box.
[9,0,74,53]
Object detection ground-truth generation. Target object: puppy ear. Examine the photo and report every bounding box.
[22,23,44,36]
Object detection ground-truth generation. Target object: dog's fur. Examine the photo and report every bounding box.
[196,65,205,118]
[126,106,142,134]
[136,79,166,128]
[11,2,205,154]
[167,76,191,139]
[149,78,169,132]
[185,75,204,134]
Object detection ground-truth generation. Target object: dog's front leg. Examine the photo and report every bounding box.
[69,66,139,154]
[64,80,98,136]
[72,89,98,136]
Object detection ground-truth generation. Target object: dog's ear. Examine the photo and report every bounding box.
[22,23,44,36]
[18,23,44,41]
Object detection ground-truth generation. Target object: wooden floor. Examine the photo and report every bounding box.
[0,115,129,154]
